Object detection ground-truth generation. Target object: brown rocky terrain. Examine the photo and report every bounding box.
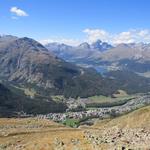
[82,105,150,149]
[0,106,150,150]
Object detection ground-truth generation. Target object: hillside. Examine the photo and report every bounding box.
[0,83,67,117]
[80,106,150,149]
[0,106,150,149]
[94,105,150,129]
[104,70,150,94]
[0,36,117,98]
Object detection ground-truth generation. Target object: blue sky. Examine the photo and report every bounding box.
[1,0,150,45]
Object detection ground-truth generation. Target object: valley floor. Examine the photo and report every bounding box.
[0,106,150,150]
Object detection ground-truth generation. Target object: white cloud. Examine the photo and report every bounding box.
[112,31,135,44]
[40,29,150,46]
[83,28,110,43]
[83,28,150,44]
[10,7,28,17]
[39,38,81,46]
[138,30,149,36]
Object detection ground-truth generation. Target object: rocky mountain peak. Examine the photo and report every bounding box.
[91,40,102,49]
[78,42,90,49]
[13,37,49,52]
[91,39,113,51]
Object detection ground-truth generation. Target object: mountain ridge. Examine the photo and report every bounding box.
[45,40,150,75]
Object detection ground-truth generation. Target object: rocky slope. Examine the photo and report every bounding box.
[83,106,150,149]
[0,106,150,149]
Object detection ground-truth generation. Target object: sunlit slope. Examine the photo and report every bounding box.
[89,106,150,149]
[0,118,93,150]
[0,106,150,150]
[94,105,150,129]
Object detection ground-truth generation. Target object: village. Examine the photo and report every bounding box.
[37,94,150,123]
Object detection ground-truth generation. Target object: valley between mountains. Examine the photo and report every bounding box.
[0,35,150,150]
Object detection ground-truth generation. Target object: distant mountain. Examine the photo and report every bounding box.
[45,40,112,64]
[100,43,150,62]
[99,43,150,73]
[91,40,113,52]
[78,42,90,49]
[45,40,150,75]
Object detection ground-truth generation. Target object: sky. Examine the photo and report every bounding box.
[1,0,150,45]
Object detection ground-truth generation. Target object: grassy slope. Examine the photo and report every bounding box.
[86,92,136,108]
[0,106,150,149]
[93,105,150,129]
[0,118,93,150]
[83,106,150,149]
[0,83,67,117]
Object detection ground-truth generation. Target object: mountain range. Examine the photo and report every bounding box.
[0,35,150,116]
[45,40,150,76]
[0,35,116,98]
[45,40,112,64]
